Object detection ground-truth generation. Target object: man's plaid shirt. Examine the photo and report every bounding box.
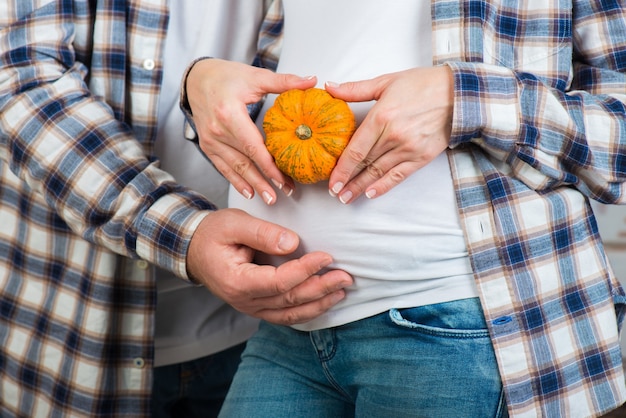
[0,0,273,416]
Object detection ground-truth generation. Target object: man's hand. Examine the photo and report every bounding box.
[186,208,353,325]
[186,59,317,205]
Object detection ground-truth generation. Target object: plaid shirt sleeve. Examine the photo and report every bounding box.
[444,1,626,205]
[0,0,213,280]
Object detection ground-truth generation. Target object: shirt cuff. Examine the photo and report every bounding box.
[179,56,213,143]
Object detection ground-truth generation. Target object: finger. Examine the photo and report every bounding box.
[366,161,420,198]
[339,159,421,203]
[204,151,257,200]
[272,263,352,305]
[197,105,291,204]
[247,268,352,325]
[334,125,436,203]
[257,73,318,96]
[221,208,302,254]
[324,78,383,103]
[328,115,383,196]
[253,288,347,325]
[268,251,337,294]
[222,117,296,203]
[225,251,340,305]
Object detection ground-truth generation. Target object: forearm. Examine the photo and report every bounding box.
[0,2,215,279]
[447,58,626,203]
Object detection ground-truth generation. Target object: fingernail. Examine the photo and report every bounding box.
[283,185,293,197]
[365,189,377,199]
[301,75,315,80]
[262,191,274,205]
[325,81,340,88]
[243,189,253,200]
[339,190,352,204]
[330,182,343,197]
[271,179,283,190]
[278,232,298,251]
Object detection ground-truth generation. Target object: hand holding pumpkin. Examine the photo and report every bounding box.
[186,59,317,204]
[325,66,454,204]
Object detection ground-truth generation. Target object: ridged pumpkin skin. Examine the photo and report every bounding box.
[263,88,356,184]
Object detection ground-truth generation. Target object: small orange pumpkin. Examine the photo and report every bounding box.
[263,88,356,184]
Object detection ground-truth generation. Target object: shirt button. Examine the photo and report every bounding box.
[133,357,145,369]
[136,260,149,270]
[142,59,155,70]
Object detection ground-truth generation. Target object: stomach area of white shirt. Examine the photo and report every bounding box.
[229,152,472,284]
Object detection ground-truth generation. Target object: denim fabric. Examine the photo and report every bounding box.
[151,342,246,418]
[219,298,508,418]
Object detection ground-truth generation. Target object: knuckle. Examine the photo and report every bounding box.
[357,156,374,170]
[220,284,241,305]
[366,163,385,179]
[372,108,393,126]
[233,159,251,176]
[243,143,257,159]
[347,148,367,164]
[271,274,291,295]
[388,168,406,183]
[204,118,228,138]
[214,105,234,124]
[282,290,300,307]
[281,310,301,326]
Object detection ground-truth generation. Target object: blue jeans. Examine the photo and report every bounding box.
[151,342,246,418]
[219,298,508,418]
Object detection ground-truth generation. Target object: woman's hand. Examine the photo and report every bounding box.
[325,66,455,203]
[186,59,317,204]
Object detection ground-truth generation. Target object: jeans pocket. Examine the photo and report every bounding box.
[389,298,490,339]
[387,299,506,417]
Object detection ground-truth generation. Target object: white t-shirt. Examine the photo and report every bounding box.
[230,0,478,331]
[152,0,266,367]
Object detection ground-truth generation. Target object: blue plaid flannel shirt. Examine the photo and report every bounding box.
[253,1,626,417]
[1,0,626,417]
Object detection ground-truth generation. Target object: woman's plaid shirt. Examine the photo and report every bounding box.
[258,1,626,417]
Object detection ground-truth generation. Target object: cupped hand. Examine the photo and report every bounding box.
[186,208,353,325]
[324,65,454,203]
[186,59,317,205]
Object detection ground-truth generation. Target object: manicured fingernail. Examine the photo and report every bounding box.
[262,191,274,205]
[330,182,343,197]
[283,185,293,197]
[271,179,283,190]
[325,81,340,88]
[339,190,352,204]
[243,189,253,200]
[365,189,377,199]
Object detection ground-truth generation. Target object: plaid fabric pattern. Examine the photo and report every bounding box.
[1,0,625,417]
[258,1,626,417]
[439,1,626,417]
[0,0,272,416]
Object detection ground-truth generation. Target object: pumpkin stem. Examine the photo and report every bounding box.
[295,124,312,140]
